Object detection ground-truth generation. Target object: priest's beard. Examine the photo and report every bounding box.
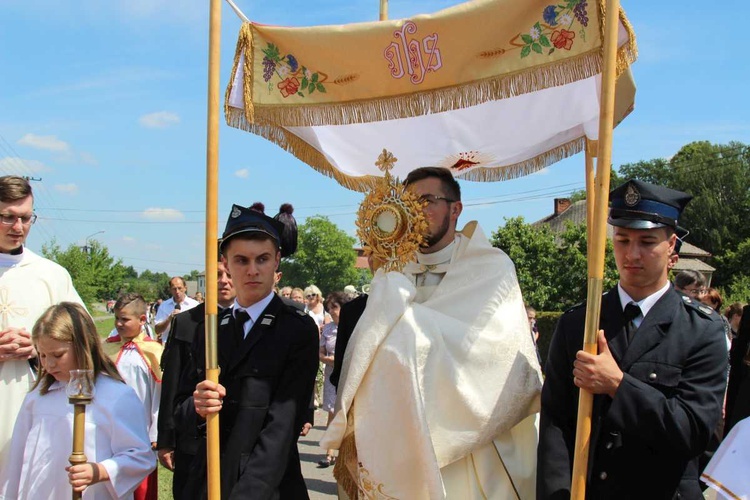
[424,214,450,248]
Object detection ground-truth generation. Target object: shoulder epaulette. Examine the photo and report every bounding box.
[681,296,720,320]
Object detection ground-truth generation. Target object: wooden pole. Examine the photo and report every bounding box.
[204,0,222,499]
[68,403,88,500]
[570,0,620,498]
[379,0,388,20]
[585,138,598,260]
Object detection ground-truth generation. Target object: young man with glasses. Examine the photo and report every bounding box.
[323,167,542,499]
[674,270,708,300]
[0,175,84,466]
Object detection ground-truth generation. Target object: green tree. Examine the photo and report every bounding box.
[491,217,618,311]
[279,216,359,295]
[714,237,750,301]
[42,239,127,305]
[183,269,202,282]
[619,141,750,261]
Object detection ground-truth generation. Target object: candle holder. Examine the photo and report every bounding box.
[67,370,94,500]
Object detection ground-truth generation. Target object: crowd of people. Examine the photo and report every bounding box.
[0,171,749,499]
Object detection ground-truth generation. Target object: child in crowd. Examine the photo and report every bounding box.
[104,293,164,500]
[0,302,154,499]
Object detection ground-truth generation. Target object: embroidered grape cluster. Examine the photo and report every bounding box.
[573,0,589,27]
[262,56,276,82]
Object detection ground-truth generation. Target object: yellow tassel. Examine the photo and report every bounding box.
[333,432,360,499]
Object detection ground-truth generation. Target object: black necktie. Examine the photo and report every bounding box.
[623,302,642,344]
[234,310,250,345]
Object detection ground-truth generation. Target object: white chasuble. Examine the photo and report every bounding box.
[0,248,84,466]
[322,222,542,499]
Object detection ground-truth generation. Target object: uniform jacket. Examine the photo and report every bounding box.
[158,302,206,456]
[329,293,368,389]
[538,285,728,500]
[174,295,319,500]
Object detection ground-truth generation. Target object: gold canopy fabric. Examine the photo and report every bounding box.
[225,0,637,191]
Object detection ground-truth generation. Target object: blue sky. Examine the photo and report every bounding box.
[1,0,747,276]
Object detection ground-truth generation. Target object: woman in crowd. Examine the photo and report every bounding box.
[317,291,351,468]
[304,285,332,331]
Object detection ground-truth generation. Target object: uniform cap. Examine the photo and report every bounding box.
[608,179,692,230]
[220,204,287,255]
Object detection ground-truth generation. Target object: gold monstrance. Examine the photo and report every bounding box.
[356,149,428,273]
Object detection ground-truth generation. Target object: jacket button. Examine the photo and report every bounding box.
[649,372,657,381]
[605,442,613,450]
[599,471,608,480]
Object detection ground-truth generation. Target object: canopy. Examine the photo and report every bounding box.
[224,0,637,191]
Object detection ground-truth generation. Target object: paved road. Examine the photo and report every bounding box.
[300,409,338,499]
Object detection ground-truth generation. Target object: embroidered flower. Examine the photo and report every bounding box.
[559,13,573,26]
[277,77,300,98]
[277,64,290,79]
[286,54,299,72]
[304,68,312,80]
[543,6,557,26]
[551,29,575,50]
[529,26,541,41]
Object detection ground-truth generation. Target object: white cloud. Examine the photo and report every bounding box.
[142,208,184,220]
[122,236,136,243]
[139,111,180,129]
[0,157,50,174]
[17,133,70,152]
[54,183,78,194]
[234,169,250,178]
[79,152,99,166]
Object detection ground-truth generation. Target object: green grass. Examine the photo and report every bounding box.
[95,317,115,338]
[158,464,174,499]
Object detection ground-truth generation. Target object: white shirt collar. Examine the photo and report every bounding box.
[234,291,275,323]
[617,280,671,322]
[0,247,24,268]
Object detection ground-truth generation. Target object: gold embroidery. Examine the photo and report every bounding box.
[0,286,29,329]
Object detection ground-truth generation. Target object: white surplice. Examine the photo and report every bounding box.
[0,248,84,466]
[322,222,542,499]
[113,345,162,443]
[0,375,155,500]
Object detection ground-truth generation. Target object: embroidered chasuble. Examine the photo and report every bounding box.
[321,222,542,499]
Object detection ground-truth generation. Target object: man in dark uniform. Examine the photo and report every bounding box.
[157,258,235,499]
[538,179,728,499]
[174,204,319,499]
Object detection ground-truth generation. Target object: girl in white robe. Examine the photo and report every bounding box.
[0,302,155,500]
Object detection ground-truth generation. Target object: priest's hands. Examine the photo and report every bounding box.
[194,380,226,418]
[573,330,623,398]
[66,462,109,492]
[0,327,36,361]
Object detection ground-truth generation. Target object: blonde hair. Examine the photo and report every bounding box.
[303,284,322,299]
[32,302,123,395]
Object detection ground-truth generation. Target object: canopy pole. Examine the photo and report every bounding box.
[379,0,388,20]
[571,0,620,498]
[204,0,222,499]
[584,138,598,260]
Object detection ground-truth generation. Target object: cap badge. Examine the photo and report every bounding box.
[231,206,241,218]
[624,184,641,207]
